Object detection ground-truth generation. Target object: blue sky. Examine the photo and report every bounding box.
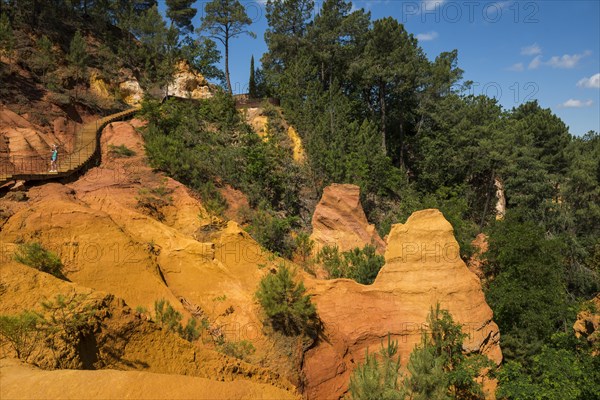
[161,0,600,136]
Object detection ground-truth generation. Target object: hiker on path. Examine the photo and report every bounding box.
[50,144,58,172]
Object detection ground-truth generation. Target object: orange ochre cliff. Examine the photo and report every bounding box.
[0,119,501,399]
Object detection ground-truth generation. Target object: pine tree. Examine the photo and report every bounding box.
[255,264,317,336]
[0,12,14,63]
[249,55,257,97]
[67,30,88,101]
[406,341,449,400]
[31,35,56,82]
[349,335,406,400]
[199,0,256,94]
[165,0,196,34]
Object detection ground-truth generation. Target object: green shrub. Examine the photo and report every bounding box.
[154,299,203,342]
[349,335,406,400]
[0,311,43,362]
[316,245,385,285]
[256,264,318,336]
[108,144,136,158]
[14,242,66,280]
[136,184,173,221]
[294,232,314,264]
[180,317,203,342]
[40,293,100,368]
[198,181,228,216]
[218,340,256,362]
[154,299,183,333]
[246,206,297,258]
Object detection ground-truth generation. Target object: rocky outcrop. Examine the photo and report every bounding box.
[287,126,305,163]
[89,71,111,100]
[119,79,144,106]
[167,61,212,100]
[0,106,64,165]
[0,358,299,400]
[494,177,506,220]
[0,119,299,384]
[310,184,386,254]
[0,261,299,398]
[302,209,502,400]
[574,294,600,354]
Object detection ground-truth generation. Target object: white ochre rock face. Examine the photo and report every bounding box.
[167,61,212,100]
[302,208,502,400]
[119,79,144,105]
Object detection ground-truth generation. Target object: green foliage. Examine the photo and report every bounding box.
[349,335,407,400]
[316,244,384,285]
[154,299,202,342]
[245,206,298,258]
[30,35,56,81]
[14,242,66,280]
[40,292,100,368]
[497,333,600,400]
[154,299,183,333]
[197,181,228,216]
[0,311,43,362]
[0,12,14,60]
[256,264,318,336]
[406,305,491,400]
[165,0,197,33]
[218,339,256,362]
[406,343,449,400]
[108,144,136,158]
[293,232,314,264]
[349,306,490,399]
[132,5,177,92]
[199,0,256,93]
[180,317,202,342]
[249,55,257,97]
[67,30,88,98]
[142,96,303,226]
[179,36,223,82]
[136,183,174,221]
[135,305,148,314]
[484,214,569,363]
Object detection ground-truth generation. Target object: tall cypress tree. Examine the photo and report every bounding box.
[249,55,257,97]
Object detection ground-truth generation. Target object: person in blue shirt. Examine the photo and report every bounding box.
[50,144,58,172]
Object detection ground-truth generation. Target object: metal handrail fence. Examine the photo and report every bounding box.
[0,106,139,185]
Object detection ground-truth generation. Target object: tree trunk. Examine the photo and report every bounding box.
[225,35,232,94]
[480,169,495,230]
[379,80,386,154]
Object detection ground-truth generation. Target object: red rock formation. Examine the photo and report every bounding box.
[303,209,502,399]
[310,184,386,254]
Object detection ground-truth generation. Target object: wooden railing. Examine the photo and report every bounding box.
[0,106,140,185]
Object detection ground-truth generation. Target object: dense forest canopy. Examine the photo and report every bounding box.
[1,0,599,398]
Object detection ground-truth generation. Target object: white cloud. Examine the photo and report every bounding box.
[560,99,594,108]
[528,55,542,70]
[528,51,591,70]
[416,31,439,41]
[509,63,524,72]
[577,73,600,89]
[521,43,542,56]
[547,51,591,69]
